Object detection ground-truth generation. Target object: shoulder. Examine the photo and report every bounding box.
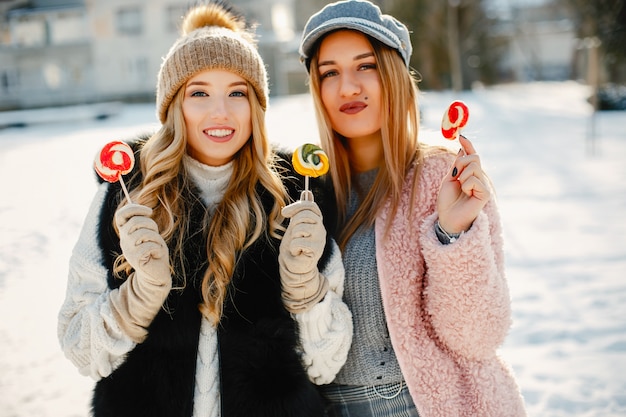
[272,147,299,193]
[421,145,455,173]
[407,145,454,190]
[391,146,455,214]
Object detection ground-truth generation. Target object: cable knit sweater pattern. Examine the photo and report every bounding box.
[372,151,526,417]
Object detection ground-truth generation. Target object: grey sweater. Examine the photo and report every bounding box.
[333,169,404,386]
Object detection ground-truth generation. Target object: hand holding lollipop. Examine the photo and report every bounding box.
[292,143,329,201]
[94,140,135,202]
[441,100,469,144]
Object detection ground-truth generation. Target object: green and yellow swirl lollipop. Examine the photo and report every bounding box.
[292,143,329,201]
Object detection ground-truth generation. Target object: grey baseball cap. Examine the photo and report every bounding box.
[299,0,412,72]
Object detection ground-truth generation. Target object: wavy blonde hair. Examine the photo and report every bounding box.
[114,83,288,325]
[309,33,429,249]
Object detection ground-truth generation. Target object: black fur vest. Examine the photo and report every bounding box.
[91,141,337,417]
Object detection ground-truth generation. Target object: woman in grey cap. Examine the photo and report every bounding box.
[299,1,527,416]
[57,2,352,416]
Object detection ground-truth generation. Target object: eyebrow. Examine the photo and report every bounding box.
[318,52,375,67]
[186,80,248,88]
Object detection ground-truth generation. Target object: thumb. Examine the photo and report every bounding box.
[281,200,322,219]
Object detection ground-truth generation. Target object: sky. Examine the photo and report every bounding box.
[0,80,624,416]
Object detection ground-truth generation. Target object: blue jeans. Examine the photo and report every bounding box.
[320,381,420,417]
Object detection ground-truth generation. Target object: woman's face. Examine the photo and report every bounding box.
[182,69,252,166]
[317,30,382,141]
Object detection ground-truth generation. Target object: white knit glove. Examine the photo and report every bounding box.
[279,200,329,314]
[109,204,172,343]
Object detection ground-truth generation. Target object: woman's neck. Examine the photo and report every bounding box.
[183,154,233,209]
[345,132,383,173]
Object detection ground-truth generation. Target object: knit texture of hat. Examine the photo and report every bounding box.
[156,3,268,123]
[299,0,412,71]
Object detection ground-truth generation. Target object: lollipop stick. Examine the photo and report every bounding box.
[300,176,314,202]
[119,176,132,203]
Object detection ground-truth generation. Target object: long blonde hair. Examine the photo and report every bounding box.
[114,82,288,325]
[309,33,425,249]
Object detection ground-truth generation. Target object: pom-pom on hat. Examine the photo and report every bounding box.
[299,0,412,72]
[156,1,268,123]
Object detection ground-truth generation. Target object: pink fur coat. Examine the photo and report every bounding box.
[375,150,527,416]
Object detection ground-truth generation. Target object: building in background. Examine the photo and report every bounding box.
[0,0,92,110]
[492,1,576,82]
[0,0,308,111]
[0,0,582,111]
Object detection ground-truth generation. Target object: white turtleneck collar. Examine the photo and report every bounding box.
[183,154,233,211]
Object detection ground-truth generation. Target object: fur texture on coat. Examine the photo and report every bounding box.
[323,149,527,417]
[91,139,332,417]
[376,151,527,416]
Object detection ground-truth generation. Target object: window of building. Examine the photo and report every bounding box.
[116,7,143,36]
[13,17,46,46]
[49,11,86,44]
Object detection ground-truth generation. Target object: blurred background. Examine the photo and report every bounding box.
[1,1,625,416]
[0,0,625,117]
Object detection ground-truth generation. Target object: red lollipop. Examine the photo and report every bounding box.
[441,100,469,141]
[94,140,135,202]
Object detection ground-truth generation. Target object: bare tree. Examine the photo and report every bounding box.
[561,0,626,83]
[386,0,500,90]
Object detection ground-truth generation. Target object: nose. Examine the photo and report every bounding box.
[208,97,228,121]
[339,72,361,98]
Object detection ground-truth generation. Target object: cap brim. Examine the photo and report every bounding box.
[300,17,401,63]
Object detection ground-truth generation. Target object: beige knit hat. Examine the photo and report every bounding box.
[156,2,268,123]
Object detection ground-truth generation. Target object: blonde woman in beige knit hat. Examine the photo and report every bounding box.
[57,2,352,416]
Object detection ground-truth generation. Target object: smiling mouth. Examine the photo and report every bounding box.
[205,128,234,138]
[340,102,367,114]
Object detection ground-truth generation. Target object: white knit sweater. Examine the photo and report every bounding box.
[57,156,352,417]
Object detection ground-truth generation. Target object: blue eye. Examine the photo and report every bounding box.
[230,90,247,97]
[320,70,338,79]
[190,91,208,97]
[359,63,377,71]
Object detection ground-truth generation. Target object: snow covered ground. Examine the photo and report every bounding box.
[0,81,624,416]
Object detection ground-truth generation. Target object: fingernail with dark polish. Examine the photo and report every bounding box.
[452,167,458,177]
